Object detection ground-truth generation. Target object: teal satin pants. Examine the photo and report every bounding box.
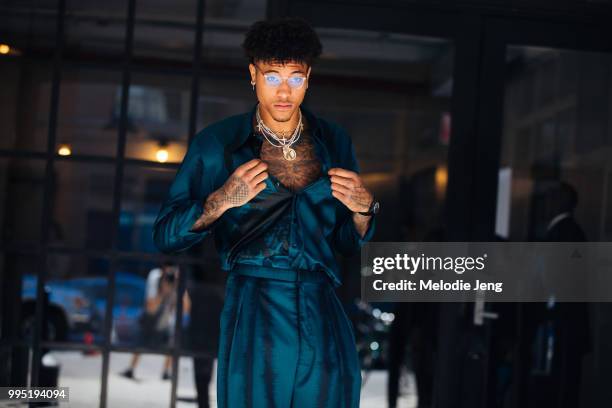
[216,264,362,408]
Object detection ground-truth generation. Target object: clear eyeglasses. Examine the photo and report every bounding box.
[254,64,307,89]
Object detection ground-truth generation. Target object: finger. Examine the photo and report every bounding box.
[330,181,352,196]
[236,159,264,176]
[255,181,267,193]
[331,189,348,203]
[244,161,268,181]
[330,175,356,189]
[251,171,269,185]
[328,168,357,179]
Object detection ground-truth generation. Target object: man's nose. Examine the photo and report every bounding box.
[276,80,291,97]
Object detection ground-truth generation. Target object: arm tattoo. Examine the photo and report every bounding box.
[189,188,227,232]
[190,172,253,232]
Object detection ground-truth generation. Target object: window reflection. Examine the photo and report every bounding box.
[2,252,42,348]
[196,81,254,130]
[499,46,612,242]
[111,260,189,350]
[0,158,46,245]
[65,0,128,59]
[49,161,115,250]
[120,163,181,253]
[496,45,612,408]
[43,253,110,345]
[124,74,191,164]
[0,60,53,152]
[133,1,198,62]
[200,0,267,66]
[57,67,123,157]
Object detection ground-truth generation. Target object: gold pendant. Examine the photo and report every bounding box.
[282,146,296,161]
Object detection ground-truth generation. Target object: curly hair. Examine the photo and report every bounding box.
[242,18,323,67]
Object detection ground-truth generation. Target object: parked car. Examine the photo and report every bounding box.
[22,271,190,346]
[61,272,146,344]
[21,275,95,342]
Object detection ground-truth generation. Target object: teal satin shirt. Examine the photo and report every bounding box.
[152,103,376,287]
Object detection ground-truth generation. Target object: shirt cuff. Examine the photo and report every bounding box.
[351,212,377,247]
[184,199,222,240]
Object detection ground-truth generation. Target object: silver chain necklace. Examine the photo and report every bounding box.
[255,104,303,161]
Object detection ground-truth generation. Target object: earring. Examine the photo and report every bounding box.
[251,81,255,91]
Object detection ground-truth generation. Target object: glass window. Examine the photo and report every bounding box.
[120,163,185,253]
[65,0,128,59]
[133,0,198,62]
[48,161,115,250]
[45,253,110,345]
[498,46,612,242]
[495,44,612,407]
[111,260,186,350]
[201,0,267,67]
[197,76,255,129]
[124,73,191,164]
[0,158,46,245]
[2,251,42,346]
[0,2,58,60]
[0,59,53,152]
[57,67,123,157]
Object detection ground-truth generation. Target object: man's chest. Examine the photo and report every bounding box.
[258,130,322,192]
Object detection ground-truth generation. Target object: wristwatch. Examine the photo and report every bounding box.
[357,198,380,216]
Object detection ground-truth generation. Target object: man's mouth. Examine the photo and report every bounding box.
[273,103,293,110]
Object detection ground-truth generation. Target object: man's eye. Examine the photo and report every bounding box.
[289,77,305,86]
[266,75,281,84]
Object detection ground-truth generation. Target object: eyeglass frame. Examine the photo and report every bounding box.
[252,63,309,89]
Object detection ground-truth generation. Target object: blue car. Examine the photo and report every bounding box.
[23,272,190,345]
[21,275,95,343]
[61,272,146,345]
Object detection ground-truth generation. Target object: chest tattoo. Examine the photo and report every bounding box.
[257,125,322,192]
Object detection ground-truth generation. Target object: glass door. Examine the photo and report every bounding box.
[475,17,612,408]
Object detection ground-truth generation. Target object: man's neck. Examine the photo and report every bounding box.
[257,104,301,134]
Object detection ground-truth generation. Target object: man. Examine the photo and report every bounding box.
[153,18,379,407]
[120,262,190,381]
[519,181,590,408]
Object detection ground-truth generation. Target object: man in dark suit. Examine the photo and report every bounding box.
[520,181,591,408]
[543,181,586,242]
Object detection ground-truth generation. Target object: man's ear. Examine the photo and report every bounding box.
[307,66,312,79]
[248,63,256,82]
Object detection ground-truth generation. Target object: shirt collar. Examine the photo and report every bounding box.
[546,211,571,232]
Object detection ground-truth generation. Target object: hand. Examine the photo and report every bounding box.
[328,168,373,213]
[221,159,269,209]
